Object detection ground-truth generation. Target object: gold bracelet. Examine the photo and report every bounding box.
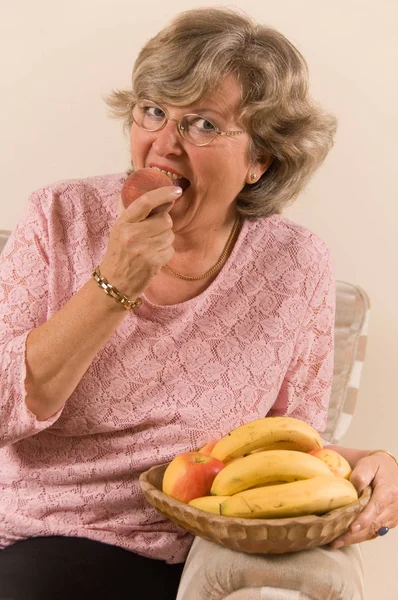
[92,267,142,310]
[367,449,398,466]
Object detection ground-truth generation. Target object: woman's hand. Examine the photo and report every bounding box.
[331,451,398,548]
[100,185,182,299]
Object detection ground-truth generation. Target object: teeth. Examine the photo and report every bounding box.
[150,166,182,181]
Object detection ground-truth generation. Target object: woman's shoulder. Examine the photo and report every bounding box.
[34,172,126,196]
[249,213,331,256]
[27,172,127,217]
[241,214,333,289]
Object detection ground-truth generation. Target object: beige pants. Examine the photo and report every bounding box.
[176,537,364,600]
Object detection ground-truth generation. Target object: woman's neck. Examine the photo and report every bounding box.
[170,210,238,268]
[143,211,242,306]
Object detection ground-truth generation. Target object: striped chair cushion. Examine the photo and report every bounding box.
[324,281,370,444]
[0,230,9,254]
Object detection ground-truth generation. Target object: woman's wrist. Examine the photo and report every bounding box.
[92,267,142,311]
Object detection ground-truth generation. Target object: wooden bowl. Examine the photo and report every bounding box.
[139,462,372,555]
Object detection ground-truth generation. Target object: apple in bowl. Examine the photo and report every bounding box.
[162,452,225,503]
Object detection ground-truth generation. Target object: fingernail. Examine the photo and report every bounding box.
[332,541,344,549]
[351,524,361,533]
[172,187,183,195]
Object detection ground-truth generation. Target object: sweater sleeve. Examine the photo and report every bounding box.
[0,189,65,447]
[268,249,335,435]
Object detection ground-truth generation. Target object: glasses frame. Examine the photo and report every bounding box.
[132,99,246,147]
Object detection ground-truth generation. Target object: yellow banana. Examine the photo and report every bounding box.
[188,496,229,514]
[210,450,333,496]
[220,475,358,519]
[210,417,323,463]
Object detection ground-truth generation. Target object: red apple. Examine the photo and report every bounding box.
[162,452,225,503]
[121,168,173,212]
[197,440,218,455]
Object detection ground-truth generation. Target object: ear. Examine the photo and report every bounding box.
[245,153,273,184]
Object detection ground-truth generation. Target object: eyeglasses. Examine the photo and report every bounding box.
[132,99,246,147]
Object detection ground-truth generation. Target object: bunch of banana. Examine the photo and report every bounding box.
[186,417,358,518]
[209,416,323,463]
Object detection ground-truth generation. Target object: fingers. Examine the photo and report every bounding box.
[122,185,183,223]
[332,453,398,549]
[116,192,176,238]
[99,188,178,298]
[349,455,378,494]
[331,484,392,548]
[149,228,175,251]
[99,185,181,299]
[331,517,389,548]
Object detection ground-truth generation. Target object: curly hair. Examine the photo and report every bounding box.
[105,7,337,218]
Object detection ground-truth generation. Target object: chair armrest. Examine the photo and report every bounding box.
[176,537,364,600]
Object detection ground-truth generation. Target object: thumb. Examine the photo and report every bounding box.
[116,193,172,219]
[349,458,378,494]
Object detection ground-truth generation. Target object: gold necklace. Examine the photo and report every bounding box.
[163,214,241,281]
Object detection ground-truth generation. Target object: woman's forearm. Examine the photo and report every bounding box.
[25,277,129,421]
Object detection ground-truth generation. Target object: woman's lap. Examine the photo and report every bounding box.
[0,536,184,600]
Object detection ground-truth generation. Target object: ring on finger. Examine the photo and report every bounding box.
[368,523,381,540]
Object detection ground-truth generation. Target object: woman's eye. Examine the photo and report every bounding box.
[193,117,217,131]
[201,118,216,131]
[143,106,165,119]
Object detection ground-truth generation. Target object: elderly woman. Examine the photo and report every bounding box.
[0,7,396,600]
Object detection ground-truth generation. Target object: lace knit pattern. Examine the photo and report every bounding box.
[0,173,335,563]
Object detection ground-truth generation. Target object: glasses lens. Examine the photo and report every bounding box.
[133,101,166,131]
[181,115,217,146]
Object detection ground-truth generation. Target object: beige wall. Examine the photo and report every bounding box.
[1,0,397,596]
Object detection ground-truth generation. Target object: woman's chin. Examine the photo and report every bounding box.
[170,203,189,228]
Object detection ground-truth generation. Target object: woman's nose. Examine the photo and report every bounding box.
[152,120,184,156]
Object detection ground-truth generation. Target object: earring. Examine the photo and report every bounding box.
[250,173,257,182]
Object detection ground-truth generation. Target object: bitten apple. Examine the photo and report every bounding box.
[162,452,225,503]
[309,448,352,479]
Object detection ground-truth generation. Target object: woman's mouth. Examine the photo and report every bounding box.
[150,166,191,192]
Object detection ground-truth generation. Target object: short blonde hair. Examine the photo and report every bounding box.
[105,7,337,218]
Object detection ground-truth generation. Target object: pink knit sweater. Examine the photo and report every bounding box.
[0,173,335,563]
